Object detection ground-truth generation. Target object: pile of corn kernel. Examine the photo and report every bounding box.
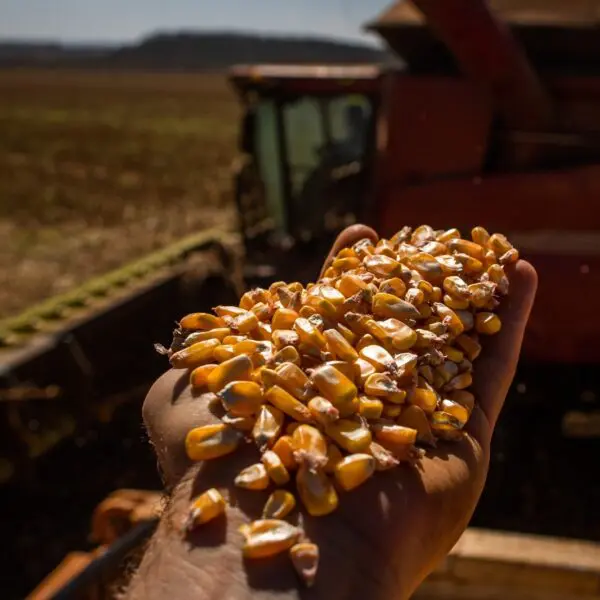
[162,225,518,587]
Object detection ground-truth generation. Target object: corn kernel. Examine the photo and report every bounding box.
[207,354,253,393]
[214,305,247,318]
[409,388,438,414]
[272,329,300,349]
[488,232,513,256]
[218,380,264,416]
[213,344,236,363]
[449,390,475,414]
[308,396,340,426]
[455,334,482,361]
[440,399,470,425]
[180,312,225,330]
[184,328,231,346]
[296,465,338,516]
[358,395,384,419]
[364,372,400,398]
[292,424,328,466]
[261,450,290,485]
[397,405,436,445]
[235,463,270,490]
[436,227,461,243]
[184,488,226,531]
[290,542,319,588]
[334,453,375,491]
[356,333,377,352]
[266,385,312,422]
[382,403,403,418]
[325,419,372,453]
[190,364,218,388]
[372,292,420,321]
[221,414,255,431]
[368,441,400,470]
[241,519,301,558]
[434,303,464,336]
[271,308,298,330]
[271,435,297,471]
[324,443,344,473]
[373,423,417,446]
[475,312,502,335]
[170,338,220,369]
[500,248,519,265]
[275,362,310,401]
[263,490,296,519]
[445,371,473,391]
[252,405,284,450]
[359,345,397,373]
[310,363,357,407]
[471,226,490,247]
[323,328,358,362]
[186,424,242,461]
[294,318,327,350]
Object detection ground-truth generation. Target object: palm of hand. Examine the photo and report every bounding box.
[143,225,537,598]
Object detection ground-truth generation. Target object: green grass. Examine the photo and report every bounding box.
[0,69,240,318]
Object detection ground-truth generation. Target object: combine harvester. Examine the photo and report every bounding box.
[3,0,599,597]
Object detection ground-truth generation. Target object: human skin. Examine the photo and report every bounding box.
[126,224,538,600]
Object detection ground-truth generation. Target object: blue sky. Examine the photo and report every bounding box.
[0,0,391,44]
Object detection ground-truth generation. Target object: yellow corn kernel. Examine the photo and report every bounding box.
[184,488,226,531]
[251,302,272,322]
[445,371,473,391]
[253,405,284,450]
[292,424,328,466]
[373,238,396,257]
[353,357,376,386]
[325,361,355,383]
[475,312,501,335]
[484,248,497,268]
[323,443,344,474]
[184,328,231,346]
[274,361,310,400]
[434,303,464,336]
[290,542,319,588]
[410,224,435,246]
[447,238,485,260]
[397,405,436,445]
[337,274,367,298]
[263,490,296,520]
[190,364,218,388]
[256,321,272,341]
[325,419,372,453]
[441,399,470,425]
[363,372,400,398]
[378,318,418,351]
[239,288,269,310]
[486,263,509,295]
[429,286,442,302]
[421,241,448,257]
[382,403,403,418]
[223,335,246,345]
[319,285,346,307]
[230,311,259,334]
[271,329,300,349]
[500,248,519,265]
[364,255,403,277]
[337,247,358,259]
[271,345,301,366]
[368,441,400,470]
[436,227,461,243]
[272,308,298,330]
[241,519,301,558]
[449,390,475,414]
[235,463,270,490]
[310,364,357,406]
[353,236,375,257]
[405,287,425,305]
[266,385,312,422]
[444,293,469,310]
[334,453,375,491]
[323,329,358,362]
[271,435,297,471]
[409,252,445,282]
[344,311,370,336]
[454,252,484,274]
[373,423,417,446]
[221,414,255,431]
[332,256,361,271]
[218,381,264,416]
[441,344,463,363]
[379,277,407,298]
[296,465,339,517]
[293,317,327,350]
[435,361,459,384]
[418,303,432,318]
[436,254,464,275]
[288,282,304,293]
[471,226,490,247]
[180,312,226,330]
[468,282,496,309]
[269,281,286,294]
[186,424,242,461]
[443,275,469,299]
[214,305,247,318]
[409,388,438,414]
[213,344,236,363]
[261,450,290,485]
[332,324,354,347]
[372,292,420,321]
[206,354,253,393]
[299,305,317,319]
[359,345,396,373]
[358,395,383,419]
[356,334,377,352]
[455,334,482,361]
[488,232,513,256]
[305,294,338,321]
[431,411,464,432]
[308,396,340,426]
[170,338,220,369]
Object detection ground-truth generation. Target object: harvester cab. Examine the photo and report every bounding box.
[229,65,382,285]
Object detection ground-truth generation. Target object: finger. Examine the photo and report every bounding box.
[319,224,378,279]
[473,260,538,429]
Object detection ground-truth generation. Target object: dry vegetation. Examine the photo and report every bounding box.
[0,69,240,318]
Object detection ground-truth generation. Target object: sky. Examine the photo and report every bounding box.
[0,0,391,45]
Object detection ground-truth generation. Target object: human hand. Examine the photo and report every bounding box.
[139,224,537,599]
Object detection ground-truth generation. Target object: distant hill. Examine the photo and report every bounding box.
[0,32,390,70]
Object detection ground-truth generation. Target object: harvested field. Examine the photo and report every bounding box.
[0,69,239,319]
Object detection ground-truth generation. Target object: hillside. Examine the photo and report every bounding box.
[0,32,388,70]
